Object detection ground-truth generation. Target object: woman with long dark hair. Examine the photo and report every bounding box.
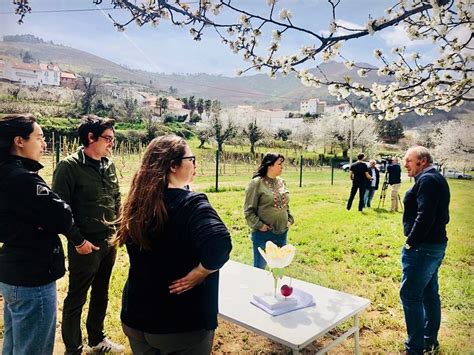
[0,114,73,354]
[244,152,294,269]
[113,135,232,354]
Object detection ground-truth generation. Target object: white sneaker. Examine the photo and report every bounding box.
[88,338,125,353]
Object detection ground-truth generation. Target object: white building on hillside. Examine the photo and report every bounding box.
[203,106,306,134]
[1,59,63,87]
[3,60,41,86]
[300,98,326,114]
[39,63,60,86]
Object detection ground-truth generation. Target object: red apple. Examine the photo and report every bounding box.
[280,284,293,297]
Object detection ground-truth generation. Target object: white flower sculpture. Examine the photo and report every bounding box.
[258,241,296,296]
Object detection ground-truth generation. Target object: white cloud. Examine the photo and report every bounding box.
[380,24,430,48]
[320,19,364,37]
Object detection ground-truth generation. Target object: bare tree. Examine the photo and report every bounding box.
[204,99,212,118]
[80,75,99,115]
[243,120,264,154]
[8,85,21,100]
[197,128,211,148]
[156,96,168,116]
[208,100,238,152]
[121,92,138,121]
[196,98,204,119]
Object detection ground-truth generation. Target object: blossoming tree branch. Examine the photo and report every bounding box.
[14,0,473,120]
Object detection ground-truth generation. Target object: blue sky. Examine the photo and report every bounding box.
[0,0,439,76]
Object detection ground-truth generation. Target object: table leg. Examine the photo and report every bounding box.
[354,314,360,355]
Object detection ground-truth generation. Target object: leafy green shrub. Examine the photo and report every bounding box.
[115,130,148,146]
[37,117,79,140]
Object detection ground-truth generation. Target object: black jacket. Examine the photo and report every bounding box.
[0,156,73,286]
[387,164,401,184]
[403,167,450,247]
[121,189,232,334]
[366,167,380,190]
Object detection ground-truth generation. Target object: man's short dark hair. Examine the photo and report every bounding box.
[78,115,115,147]
[357,153,365,160]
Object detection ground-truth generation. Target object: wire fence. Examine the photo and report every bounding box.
[40,137,351,191]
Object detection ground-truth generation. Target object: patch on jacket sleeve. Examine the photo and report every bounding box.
[37,185,50,196]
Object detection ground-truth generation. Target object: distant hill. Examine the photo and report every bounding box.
[0,38,384,107]
[0,37,472,127]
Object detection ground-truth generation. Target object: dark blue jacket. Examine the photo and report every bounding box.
[403,167,450,247]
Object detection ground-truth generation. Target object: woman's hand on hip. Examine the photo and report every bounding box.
[169,263,216,295]
[75,240,100,255]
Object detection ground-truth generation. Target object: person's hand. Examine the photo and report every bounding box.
[75,240,100,255]
[259,224,272,232]
[287,221,291,228]
[169,264,215,295]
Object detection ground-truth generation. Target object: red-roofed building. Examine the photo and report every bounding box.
[60,71,77,89]
[3,60,41,86]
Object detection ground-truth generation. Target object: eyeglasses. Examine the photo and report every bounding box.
[100,135,115,143]
[174,155,196,166]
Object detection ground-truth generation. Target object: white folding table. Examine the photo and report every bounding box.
[219,260,370,354]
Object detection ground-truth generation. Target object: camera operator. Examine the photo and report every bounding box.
[387,157,402,212]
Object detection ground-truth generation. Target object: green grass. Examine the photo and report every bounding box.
[2,154,472,353]
[107,164,473,352]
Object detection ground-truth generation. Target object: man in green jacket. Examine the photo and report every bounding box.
[53,116,124,354]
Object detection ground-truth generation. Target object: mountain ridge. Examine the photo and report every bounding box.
[0,37,472,128]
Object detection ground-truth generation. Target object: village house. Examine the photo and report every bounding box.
[39,63,60,86]
[60,71,77,89]
[2,60,42,86]
[300,98,326,115]
[142,95,190,117]
[0,59,71,87]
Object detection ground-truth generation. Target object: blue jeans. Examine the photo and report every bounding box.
[0,281,57,355]
[251,230,288,269]
[400,243,447,353]
[363,187,376,207]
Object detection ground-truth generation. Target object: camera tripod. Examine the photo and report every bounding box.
[378,173,403,211]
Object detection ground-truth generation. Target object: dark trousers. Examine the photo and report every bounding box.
[347,183,366,211]
[122,323,214,355]
[400,243,446,353]
[62,240,117,353]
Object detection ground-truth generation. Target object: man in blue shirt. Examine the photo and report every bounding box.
[400,146,450,354]
[364,159,380,208]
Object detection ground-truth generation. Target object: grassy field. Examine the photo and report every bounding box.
[1,149,473,353]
